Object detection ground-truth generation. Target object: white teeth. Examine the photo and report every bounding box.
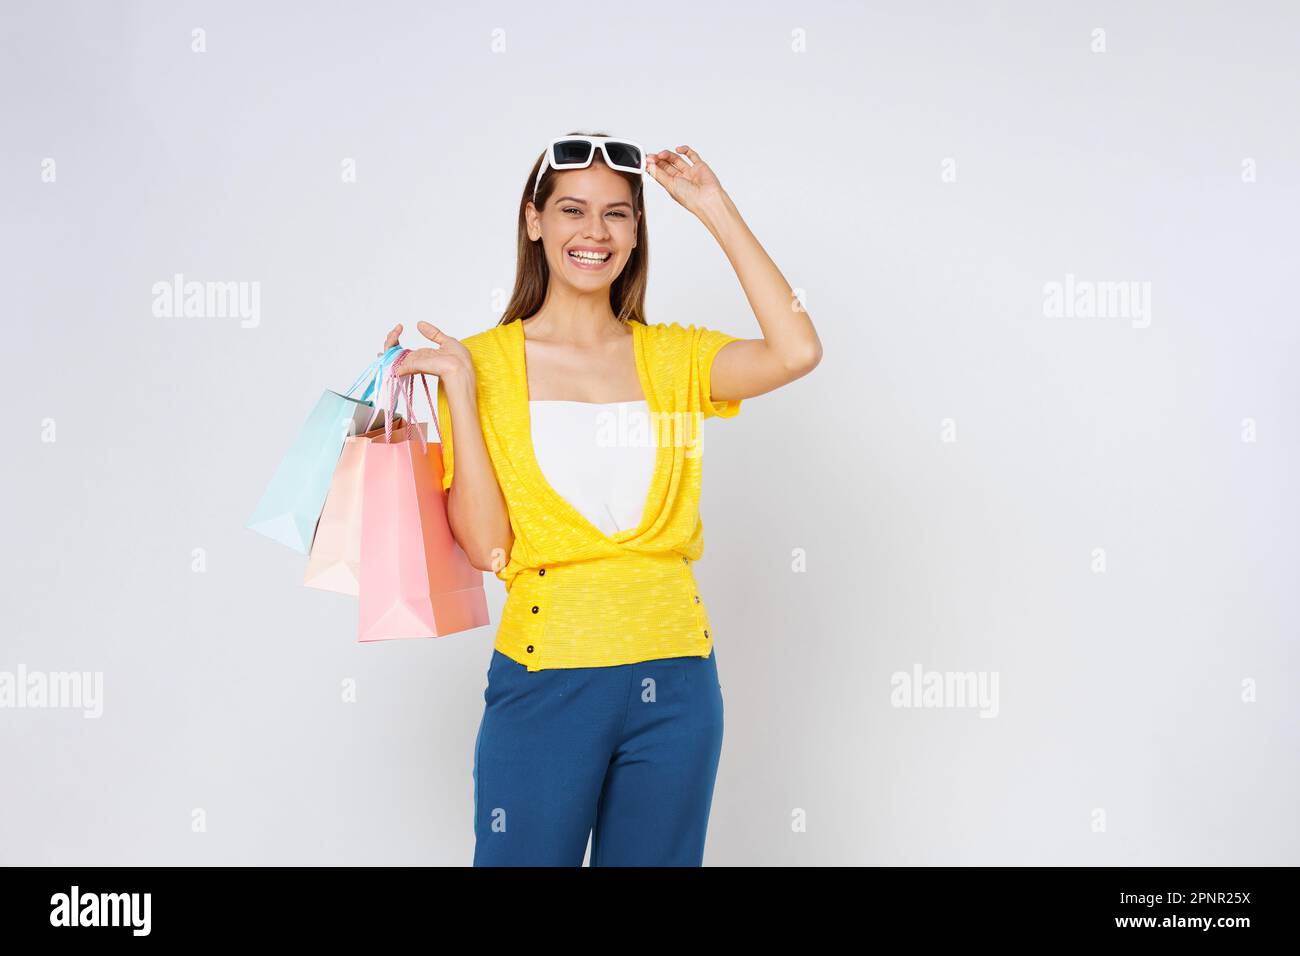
[569,250,610,262]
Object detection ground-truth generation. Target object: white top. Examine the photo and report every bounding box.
[529,399,658,536]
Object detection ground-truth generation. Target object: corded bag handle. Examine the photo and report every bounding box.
[383,349,443,452]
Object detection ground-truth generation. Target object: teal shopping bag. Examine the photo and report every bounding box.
[247,346,404,553]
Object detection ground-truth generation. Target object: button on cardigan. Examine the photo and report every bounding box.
[433,318,743,671]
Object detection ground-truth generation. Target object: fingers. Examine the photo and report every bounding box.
[653,148,690,177]
[382,323,403,350]
[394,347,445,376]
[416,320,445,346]
[676,145,703,166]
[391,350,416,375]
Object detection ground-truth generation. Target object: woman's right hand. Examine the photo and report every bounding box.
[378,321,474,384]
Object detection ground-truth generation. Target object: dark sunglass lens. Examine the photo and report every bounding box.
[603,142,642,169]
[553,140,594,165]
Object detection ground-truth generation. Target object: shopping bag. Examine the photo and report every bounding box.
[302,415,403,595]
[247,346,404,553]
[357,350,488,642]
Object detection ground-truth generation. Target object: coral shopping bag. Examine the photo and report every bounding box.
[357,350,488,642]
[247,346,404,554]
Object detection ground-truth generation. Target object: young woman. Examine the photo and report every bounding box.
[382,132,821,866]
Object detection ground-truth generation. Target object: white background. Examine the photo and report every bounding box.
[1,0,1296,864]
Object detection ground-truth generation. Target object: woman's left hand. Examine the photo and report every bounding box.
[645,145,726,218]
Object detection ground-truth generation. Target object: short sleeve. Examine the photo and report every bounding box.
[695,326,744,419]
[436,376,454,492]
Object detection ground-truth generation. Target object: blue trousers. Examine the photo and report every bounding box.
[472,647,725,866]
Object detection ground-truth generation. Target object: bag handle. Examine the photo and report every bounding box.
[382,349,442,452]
[344,346,405,403]
[357,346,411,434]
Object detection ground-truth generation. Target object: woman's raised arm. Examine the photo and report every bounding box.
[646,144,823,404]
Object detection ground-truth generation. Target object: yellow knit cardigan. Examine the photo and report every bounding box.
[434,318,743,671]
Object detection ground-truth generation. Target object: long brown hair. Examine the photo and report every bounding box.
[497,129,649,328]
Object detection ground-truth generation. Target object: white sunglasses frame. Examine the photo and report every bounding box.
[532,136,646,203]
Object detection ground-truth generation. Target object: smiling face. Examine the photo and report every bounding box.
[527,163,640,289]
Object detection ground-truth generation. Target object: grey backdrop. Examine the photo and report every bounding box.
[2,0,1296,865]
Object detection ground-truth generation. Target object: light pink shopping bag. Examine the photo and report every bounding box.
[303,417,402,595]
[357,352,489,642]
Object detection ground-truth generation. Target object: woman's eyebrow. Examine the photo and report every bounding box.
[554,196,634,210]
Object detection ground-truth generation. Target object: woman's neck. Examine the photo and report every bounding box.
[524,292,625,345]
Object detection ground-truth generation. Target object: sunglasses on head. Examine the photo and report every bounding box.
[533,136,645,203]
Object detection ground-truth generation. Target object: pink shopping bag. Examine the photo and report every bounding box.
[357,351,489,642]
[303,416,402,595]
